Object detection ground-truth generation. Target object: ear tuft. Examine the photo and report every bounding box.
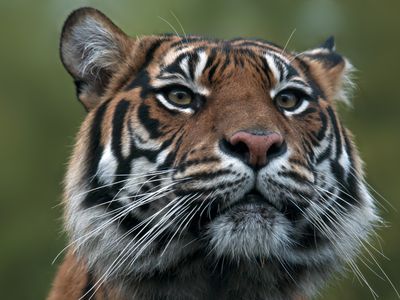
[334,58,356,106]
[320,36,336,51]
[60,7,131,110]
[300,38,355,105]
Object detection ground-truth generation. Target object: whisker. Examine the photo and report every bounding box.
[170,10,187,42]
[52,180,181,264]
[281,28,296,54]
[159,194,202,257]
[158,16,182,38]
[80,196,184,299]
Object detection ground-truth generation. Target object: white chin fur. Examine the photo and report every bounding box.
[206,203,292,260]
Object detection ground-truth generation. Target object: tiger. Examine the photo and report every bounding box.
[48,7,379,300]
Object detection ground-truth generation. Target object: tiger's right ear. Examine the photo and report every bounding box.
[60,7,133,110]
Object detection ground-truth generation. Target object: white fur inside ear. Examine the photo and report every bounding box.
[335,58,356,106]
[65,17,121,79]
[300,48,356,106]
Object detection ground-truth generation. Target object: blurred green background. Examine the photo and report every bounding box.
[1,0,399,299]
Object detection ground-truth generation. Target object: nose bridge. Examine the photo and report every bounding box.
[215,96,279,139]
[211,68,279,134]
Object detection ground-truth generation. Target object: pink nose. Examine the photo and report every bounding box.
[229,131,285,167]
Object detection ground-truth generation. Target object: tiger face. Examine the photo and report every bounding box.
[59,7,378,299]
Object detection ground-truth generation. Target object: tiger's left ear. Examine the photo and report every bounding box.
[299,36,354,104]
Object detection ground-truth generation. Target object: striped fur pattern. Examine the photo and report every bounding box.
[50,7,378,300]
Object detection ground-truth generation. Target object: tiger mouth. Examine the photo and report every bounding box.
[223,188,282,213]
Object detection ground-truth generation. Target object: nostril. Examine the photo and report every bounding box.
[220,139,250,162]
[231,141,249,158]
[220,131,286,168]
[266,140,287,161]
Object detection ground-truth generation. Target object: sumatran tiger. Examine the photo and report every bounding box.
[48,7,379,300]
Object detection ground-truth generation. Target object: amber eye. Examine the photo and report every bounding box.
[274,91,301,110]
[167,89,192,106]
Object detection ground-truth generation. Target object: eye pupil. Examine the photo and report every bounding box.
[167,89,193,105]
[281,94,290,103]
[275,91,301,110]
[176,92,185,99]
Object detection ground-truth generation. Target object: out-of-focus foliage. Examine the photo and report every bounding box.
[0,1,399,299]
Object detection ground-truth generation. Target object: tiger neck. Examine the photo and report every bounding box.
[58,251,307,300]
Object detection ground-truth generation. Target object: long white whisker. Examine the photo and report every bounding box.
[281,28,296,54]
[80,196,183,299]
[52,179,183,264]
[170,10,187,42]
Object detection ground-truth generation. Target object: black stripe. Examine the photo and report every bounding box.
[163,53,191,79]
[297,107,317,118]
[218,55,231,77]
[285,64,299,79]
[87,197,152,240]
[316,143,332,164]
[326,106,342,158]
[81,270,96,300]
[295,57,325,100]
[111,100,131,160]
[342,127,355,184]
[184,169,232,181]
[233,53,240,67]
[204,48,217,72]
[266,178,313,200]
[289,158,310,169]
[85,99,112,180]
[207,58,220,83]
[274,57,285,82]
[330,160,345,185]
[126,69,152,98]
[316,110,328,141]
[80,100,111,209]
[169,37,204,47]
[142,39,165,69]
[124,39,165,91]
[278,170,311,184]
[261,56,272,88]
[327,107,346,182]
[137,103,163,139]
[141,38,164,70]
[158,131,184,170]
[188,52,199,80]
[177,157,220,172]
[116,37,170,92]
[175,178,244,196]
[305,52,344,69]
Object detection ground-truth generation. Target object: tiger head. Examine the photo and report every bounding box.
[59,7,378,299]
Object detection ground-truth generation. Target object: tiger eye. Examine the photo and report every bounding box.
[167,90,192,105]
[275,92,300,110]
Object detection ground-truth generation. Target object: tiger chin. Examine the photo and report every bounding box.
[48,7,378,300]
